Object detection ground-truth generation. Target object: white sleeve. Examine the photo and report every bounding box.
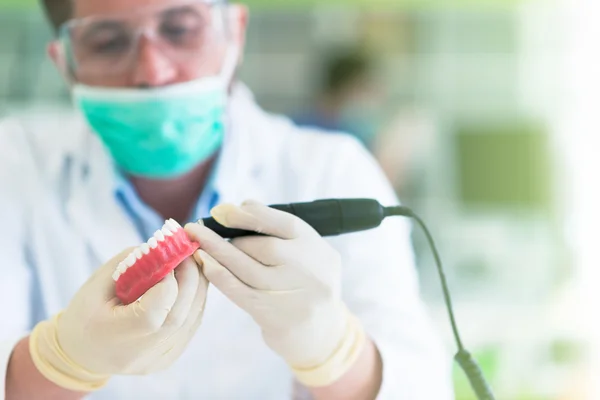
[0,119,35,399]
[323,136,454,399]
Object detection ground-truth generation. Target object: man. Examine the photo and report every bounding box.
[0,0,453,398]
[295,48,383,150]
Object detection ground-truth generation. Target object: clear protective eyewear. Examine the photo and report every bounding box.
[58,0,230,80]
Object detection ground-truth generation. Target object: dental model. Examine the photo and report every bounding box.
[114,218,200,305]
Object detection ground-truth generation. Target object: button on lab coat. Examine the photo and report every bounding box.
[0,84,453,399]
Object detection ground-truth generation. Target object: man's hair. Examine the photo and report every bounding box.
[322,49,372,97]
[40,0,72,34]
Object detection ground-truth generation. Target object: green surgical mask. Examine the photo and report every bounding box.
[72,48,237,179]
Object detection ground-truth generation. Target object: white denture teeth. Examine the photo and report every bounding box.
[141,243,151,255]
[154,230,165,241]
[114,219,182,282]
[113,262,128,282]
[125,254,136,267]
[148,237,158,249]
[117,262,127,274]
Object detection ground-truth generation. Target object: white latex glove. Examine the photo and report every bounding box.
[29,248,208,392]
[185,200,367,387]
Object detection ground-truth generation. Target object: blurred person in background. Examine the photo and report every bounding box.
[0,0,453,399]
[297,47,436,199]
[295,48,385,150]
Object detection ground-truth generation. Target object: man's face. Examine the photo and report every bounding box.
[51,0,247,88]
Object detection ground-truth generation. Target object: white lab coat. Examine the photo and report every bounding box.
[0,84,453,399]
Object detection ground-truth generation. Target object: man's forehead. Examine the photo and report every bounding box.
[72,0,179,19]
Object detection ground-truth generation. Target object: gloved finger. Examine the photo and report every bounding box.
[210,200,315,240]
[229,236,299,291]
[147,261,209,367]
[185,222,273,289]
[229,235,292,267]
[183,264,209,332]
[193,249,255,308]
[164,270,209,354]
[161,256,201,330]
[87,247,138,304]
[114,271,179,334]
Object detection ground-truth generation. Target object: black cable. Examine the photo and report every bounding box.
[386,206,495,400]
[386,206,464,350]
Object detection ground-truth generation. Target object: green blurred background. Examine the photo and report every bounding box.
[0,0,584,399]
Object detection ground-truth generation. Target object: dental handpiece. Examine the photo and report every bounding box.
[201,198,412,238]
[202,198,496,400]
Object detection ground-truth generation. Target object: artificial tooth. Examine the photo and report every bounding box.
[154,230,165,241]
[125,254,136,267]
[134,248,143,259]
[168,219,181,230]
[141,243,151,254]
[148,237,158,249]
[112,271,121,281]
[162,227,173,237]
[117,262,127,273]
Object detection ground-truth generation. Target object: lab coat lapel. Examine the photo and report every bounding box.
[212,84,268,205]
[66,133,142,265]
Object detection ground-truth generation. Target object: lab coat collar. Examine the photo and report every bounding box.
[209,82,269,206]
[66,82,268,263]
[66,133,143,263]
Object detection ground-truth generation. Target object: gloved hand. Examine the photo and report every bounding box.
[29,248,208,392]
[185,200,367,387]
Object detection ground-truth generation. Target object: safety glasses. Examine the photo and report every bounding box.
[58,0,230,80]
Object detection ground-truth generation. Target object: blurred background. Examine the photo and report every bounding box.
[0,0,596,398]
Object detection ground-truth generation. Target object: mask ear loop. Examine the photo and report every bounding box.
[55,23,81,89]
[219,45,239,86]
[211,3,242,85]
[226,4,245,66]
